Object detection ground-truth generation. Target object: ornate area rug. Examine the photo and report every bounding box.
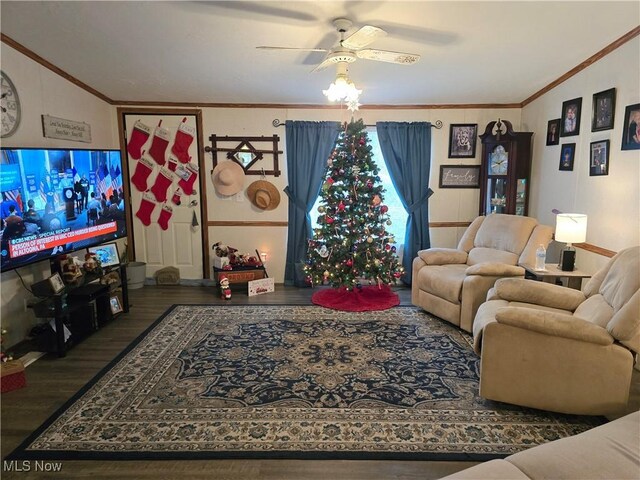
[10,305,603,461]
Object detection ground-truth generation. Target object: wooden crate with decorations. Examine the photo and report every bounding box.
[213,266,266,285]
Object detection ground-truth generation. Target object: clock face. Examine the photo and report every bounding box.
[1,71,21,138]
[489,145,508,175]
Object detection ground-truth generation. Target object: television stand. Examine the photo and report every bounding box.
[29,263,129,357]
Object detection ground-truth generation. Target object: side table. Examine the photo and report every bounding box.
[519,263,591,290]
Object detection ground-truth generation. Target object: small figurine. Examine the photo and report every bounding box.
[212,241,230,258]
[61,256,83,285]
[83,252,102,274]
[219,275,232,300]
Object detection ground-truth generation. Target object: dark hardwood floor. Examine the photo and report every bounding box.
[1,285,638,479]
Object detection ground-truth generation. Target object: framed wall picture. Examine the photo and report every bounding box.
[559,143,575,171]
[109,295,123,314]
[546,119,560,145]
[48,272,66,294]
[87,242,120,268]
[621,103,640,150]
[439,165,481,188]
[560,97,582,137]
[448,124,477,158]
[591,88,616,132]
[590,139,609,176]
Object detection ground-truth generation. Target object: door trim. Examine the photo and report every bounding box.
[117,107,210,279]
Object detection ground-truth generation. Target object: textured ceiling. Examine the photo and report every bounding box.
[1,1,638,105]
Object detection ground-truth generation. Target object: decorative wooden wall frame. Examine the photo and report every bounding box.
[205,135,282,177]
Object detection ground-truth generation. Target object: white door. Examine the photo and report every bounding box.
[123,113,203,279]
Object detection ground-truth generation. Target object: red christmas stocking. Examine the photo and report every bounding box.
[167,154,179,172]
[171,118,195,164]
[148,121,170,166]
[130,155,155,192]
[157,204,173,231]
[127,120,151,160]
[135,193,156,226]
[177,162,199,195]
[150,168,174,203]
[171,187,183,206]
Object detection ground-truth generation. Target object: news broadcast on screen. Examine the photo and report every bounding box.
[0,148,127,272]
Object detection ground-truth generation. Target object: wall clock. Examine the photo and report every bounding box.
[1,71,21,138]
[489,146,508,175]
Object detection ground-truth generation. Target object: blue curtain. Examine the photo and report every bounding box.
[284,121,340,286]
[376,122,433,284]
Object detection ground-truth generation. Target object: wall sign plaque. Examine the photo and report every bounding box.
[439,165,481,188]
[42,115,92,143]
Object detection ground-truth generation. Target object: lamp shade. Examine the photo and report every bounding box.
[555,214,587,244]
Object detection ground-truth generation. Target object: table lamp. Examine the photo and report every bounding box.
[555,213,587,271]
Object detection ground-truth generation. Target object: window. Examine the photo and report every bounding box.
[311,128,408,259]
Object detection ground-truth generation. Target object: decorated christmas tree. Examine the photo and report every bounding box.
[305,119,404,293]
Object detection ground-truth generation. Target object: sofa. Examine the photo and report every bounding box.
[440,410,640,480]
[473,246,640,416]
[412,214,553,332]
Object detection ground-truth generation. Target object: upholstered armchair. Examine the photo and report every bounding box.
[473,246,640,415]
[412,214,553,333]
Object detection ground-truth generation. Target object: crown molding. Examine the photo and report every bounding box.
[521,26,640,107]
[113,101,522,109]
[0,33,114,104]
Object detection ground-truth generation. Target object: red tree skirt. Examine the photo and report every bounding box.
[311,285,400,312]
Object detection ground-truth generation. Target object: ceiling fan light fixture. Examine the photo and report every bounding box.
[322,73,362,103]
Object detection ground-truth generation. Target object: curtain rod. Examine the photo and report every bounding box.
[272,119,443,129]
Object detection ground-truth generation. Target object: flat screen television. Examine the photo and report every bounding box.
[0,147,127,272]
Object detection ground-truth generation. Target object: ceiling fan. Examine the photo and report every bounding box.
[257,18,421,72]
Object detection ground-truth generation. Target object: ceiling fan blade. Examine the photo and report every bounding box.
[366,20,457,46]
[311,56,335,72]
[256,46,328,52]
[356,49,420,65]
[302,32,337,65]
[198,2,318,22]
[341,25,386,50]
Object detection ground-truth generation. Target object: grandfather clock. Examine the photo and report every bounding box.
[478,119,533,216]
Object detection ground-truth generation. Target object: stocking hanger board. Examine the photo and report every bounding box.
[205,135,282,177]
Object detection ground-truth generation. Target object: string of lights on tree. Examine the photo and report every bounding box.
[304,119,404,289]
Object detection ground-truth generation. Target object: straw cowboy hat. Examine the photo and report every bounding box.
[247,180,281,210]
[211,161,245,196]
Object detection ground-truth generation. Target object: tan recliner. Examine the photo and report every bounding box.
[473,246,640,415]
[412,214,553,332]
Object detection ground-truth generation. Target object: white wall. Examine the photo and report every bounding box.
[522,38,640,274]
[1,44,117,347]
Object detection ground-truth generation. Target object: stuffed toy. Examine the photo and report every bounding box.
[58,255,83,285]
[83,252,102,274]
[100,271,121,285]
[219,275,232,299]
[212,241,230,258]
[62,261,82,285]
[243,255,261,267]
[212,242,263,268]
